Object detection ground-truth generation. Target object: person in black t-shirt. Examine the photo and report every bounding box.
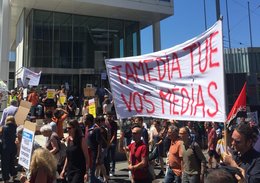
[84,114,103,183]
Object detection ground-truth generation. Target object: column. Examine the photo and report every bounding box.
[152,21,161,52]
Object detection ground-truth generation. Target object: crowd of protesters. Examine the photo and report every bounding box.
[0,85,260,183]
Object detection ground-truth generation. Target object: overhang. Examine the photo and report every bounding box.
[10,0,173,49]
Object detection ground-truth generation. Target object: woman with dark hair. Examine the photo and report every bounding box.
[60,120,90,183]
[1,116,17,183]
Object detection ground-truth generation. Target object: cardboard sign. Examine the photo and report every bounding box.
[88,98,96,118]
[105,20,226,122]
[47,89,56,99]
[18,121,36,170]
[84,87,96,97]
[15,100,32,125]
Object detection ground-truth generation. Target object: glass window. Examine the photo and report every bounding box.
[53,74,72,89]
[26,9,140,92]
[31,10,53,67]
[53,12,72,68]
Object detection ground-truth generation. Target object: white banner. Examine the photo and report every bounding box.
[20,67,41,86]
[105,21,226,122]
[18,128,35,169]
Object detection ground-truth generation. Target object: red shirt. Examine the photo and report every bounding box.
[168,139,183,176]
[128,141,148,180]
[28,92,39,106]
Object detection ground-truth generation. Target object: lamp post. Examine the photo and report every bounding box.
[225,0,231,48]
[216,0,221,20]
[248,1,253,47]
[203,0,207,30]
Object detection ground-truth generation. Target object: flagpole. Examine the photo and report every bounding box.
[219,17,229,152]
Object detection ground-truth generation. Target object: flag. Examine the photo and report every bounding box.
[227,82,247,124]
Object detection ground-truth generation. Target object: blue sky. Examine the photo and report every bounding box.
[141,0,260,54]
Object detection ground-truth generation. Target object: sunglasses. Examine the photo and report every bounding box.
[67,127,73,130]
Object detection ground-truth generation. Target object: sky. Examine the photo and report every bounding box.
[141,0,260,54]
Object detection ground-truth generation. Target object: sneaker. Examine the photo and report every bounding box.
[109,172,114,177]
[156,170,165,178]
[97,176,104,182]
[128,171,132,179]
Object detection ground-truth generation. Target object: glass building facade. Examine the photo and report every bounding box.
[24,9,140,92]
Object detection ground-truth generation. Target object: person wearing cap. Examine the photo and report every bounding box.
[0,100,18,126]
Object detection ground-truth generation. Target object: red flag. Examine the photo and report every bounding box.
[227,82,247,123]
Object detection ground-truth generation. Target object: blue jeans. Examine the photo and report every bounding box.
[89,151,103,183]
[107,143,117,172]
[182,172,200,183]
[164,168,181,183]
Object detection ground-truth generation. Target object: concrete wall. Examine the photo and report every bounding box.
[0,0,11,83]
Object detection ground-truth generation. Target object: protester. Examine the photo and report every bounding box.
[105,112,118,177]
[0,100,18,126]
[60,119,90,183]
[179,127,207,183]
[7,90,17,106]
[0,116,17,183]
[223,122,260,183]
[164,125,182,183]
[102,95,112,116]
[84,114,103,183]
[56,85,67,108]
[66,96,77,119]
[125,124,151,183]
[27,87,39,116]
[15,125,41,156]
[81,99,89,122]
[41,86,56,113]
[40,124,59,156]
[215,131,225,162]
[96,123,109,183]
[52,108,68,139]
[44,110,57,132]
[134,117,149,145]
[205,122,218,168]
[149,120,165,177]
[20,148,57,183]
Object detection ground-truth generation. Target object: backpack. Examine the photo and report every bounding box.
[190,142,202,171]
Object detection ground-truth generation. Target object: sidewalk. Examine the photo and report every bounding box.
[110,160,164,183]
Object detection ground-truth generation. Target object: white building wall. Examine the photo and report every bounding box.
[15,10,25,87]
[79,0,173,13]
[0,0,11,83]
